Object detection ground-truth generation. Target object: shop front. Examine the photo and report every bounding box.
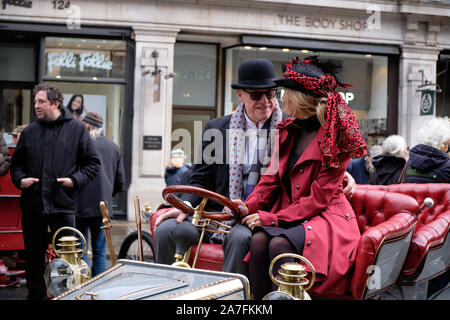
[1,0,448,219]
[0,22,134,218]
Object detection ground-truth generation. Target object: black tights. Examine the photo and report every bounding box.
[249,232,298,299]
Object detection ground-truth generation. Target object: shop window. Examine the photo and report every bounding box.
[1,88,32,144]
[0,43,35,82]
[173,42,217,107]
[224,46,389,147]
[436,53,450,117]
[44,37,126,81]
[43,37,127,148]
[44,81,125,147]
[172,42,218,162]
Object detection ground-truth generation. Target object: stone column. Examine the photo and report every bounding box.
[127,26,179,221]
[398,18,441,148]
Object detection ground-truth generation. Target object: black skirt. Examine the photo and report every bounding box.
[253,221,305,255]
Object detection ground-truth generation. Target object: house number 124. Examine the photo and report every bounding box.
[52,0,70,9]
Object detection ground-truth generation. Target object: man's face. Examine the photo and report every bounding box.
[236,88,277,124]
[34,90,60,122]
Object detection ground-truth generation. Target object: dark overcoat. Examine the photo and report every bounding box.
[77,136,125,218]
[11,108,100,214]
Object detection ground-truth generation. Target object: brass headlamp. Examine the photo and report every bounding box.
[44,227,91,297]
[263,253,316,300]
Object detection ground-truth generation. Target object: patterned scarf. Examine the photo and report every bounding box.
[210,101,283,243]
[228,101,283,199]
[283,57,367,168]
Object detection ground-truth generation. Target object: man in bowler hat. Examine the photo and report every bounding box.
[154,59,286,276]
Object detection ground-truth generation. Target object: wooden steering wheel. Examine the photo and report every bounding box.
[162,185,240,221]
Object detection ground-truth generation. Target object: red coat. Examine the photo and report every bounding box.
[245,118,360,296]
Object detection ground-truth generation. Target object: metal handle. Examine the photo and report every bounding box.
[269,253,316,292]
[51,226,87,258]
[134,196,144,262]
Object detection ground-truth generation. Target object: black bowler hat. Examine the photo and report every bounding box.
[231,59,278,89]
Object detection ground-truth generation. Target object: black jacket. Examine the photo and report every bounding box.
[11,108,101,214]
[404,144,450,183]
[77,136,126,218]
[181,115,232,212]
[182,112,287,211]
[369,154,407,185]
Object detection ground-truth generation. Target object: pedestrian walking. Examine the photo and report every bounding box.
[77,112,126,276]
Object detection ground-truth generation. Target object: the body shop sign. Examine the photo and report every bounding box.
[46,50,114,79]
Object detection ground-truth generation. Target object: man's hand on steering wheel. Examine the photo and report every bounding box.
[154,207,188,227]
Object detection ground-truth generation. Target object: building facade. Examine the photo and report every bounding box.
[1,0,449,219]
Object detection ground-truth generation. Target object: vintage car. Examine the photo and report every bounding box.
[1,147,449,299]
[48,184,449,300]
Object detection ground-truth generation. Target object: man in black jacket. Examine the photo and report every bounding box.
[10,84,100,300]
[77,112,125,277]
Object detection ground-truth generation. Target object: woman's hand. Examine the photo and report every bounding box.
[242,213,261,230]
[229,199,249,217]
[343,171,356,200]
[229,199,261,229]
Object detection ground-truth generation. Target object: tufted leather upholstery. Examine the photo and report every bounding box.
[150,188,419,299]
[357,184,450,281]
[348,188,418,299]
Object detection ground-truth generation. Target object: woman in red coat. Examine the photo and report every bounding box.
[236,57,367,299]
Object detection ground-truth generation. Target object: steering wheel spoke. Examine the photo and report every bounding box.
[162,185,240,224]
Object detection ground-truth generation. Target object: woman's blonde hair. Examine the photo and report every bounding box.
[283,89,327,127]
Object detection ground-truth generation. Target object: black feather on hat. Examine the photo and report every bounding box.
[275,56,348,96]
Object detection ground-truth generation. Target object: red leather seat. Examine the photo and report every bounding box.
[150,207,223,271]
[150,189,419,299]
[357,183,450,290]
[0,147,24,252]
[348,188,418,299]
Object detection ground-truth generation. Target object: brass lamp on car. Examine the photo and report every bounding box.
[44,227,91,297]
[263,253,316,300]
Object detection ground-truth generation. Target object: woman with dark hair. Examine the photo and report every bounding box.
[67,94,86,120]
[234,56,366,299]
